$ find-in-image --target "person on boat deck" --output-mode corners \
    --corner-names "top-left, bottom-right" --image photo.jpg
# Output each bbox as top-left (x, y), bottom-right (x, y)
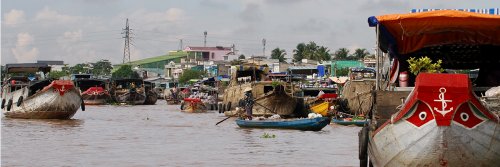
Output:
top-left (171, 86), bottom-right (178, 100)
top-left (243, 87), bottom-right (254, 120)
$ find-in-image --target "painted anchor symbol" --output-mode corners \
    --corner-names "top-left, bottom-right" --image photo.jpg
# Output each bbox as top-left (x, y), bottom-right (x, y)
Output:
top-left (433, 87), bottom-right (453, 116)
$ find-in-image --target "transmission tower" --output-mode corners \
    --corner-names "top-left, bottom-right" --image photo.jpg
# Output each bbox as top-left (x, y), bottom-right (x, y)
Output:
top-left (262, 38), bottom-right (266, 58)
top-left (122, 18), bottom-right (131, 64)
top-left (204, 31), bottom-right (207, 47)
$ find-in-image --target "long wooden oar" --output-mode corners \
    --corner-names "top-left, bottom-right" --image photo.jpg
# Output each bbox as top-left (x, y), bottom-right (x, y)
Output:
top-left (215, 116), bottom-right (232, 125)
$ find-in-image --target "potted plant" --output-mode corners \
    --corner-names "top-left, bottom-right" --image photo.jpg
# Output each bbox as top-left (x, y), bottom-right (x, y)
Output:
top-left (407, 56), bottom-right (444, 75)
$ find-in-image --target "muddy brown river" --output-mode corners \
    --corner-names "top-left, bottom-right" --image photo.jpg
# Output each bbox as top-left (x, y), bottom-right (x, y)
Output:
top-left (2, 100), bottom-right (360, 166)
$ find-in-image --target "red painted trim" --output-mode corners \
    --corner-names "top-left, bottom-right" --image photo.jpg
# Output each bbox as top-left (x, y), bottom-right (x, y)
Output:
top-left (42, 80), bottom-right (75, 96)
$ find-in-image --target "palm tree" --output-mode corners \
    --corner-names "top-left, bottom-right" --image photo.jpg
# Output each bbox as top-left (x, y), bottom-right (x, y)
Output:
top-left (304, 41), bottom-right (318, 60)
top-left (270, 47), bottom-right (287, 62)
top-left (316, 46), bottom-right (331, 61)
top-left (353, 48), bottom-right (370, 60)
top-left (293, 43), bottom-right (306, 62)
top-left (334, 48), bottom-right (350, 60)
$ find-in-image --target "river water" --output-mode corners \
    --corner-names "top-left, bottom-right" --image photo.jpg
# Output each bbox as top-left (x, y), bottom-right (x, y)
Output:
top-left (2, 100), bottom-right (360, 166)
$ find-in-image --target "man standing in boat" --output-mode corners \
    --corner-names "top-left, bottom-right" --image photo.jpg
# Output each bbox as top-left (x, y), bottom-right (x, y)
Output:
top-left (243, 87), bottom-right (254, 120)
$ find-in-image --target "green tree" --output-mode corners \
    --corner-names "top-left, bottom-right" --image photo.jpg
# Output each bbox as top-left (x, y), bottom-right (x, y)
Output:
top-left (69, 63), bottom-right (89, 74)
top-left (336, 67), bottom-right (350, 76)
top-left (303, 41), bottom-right (318, 61)
top-left (333, 48), bottom-right (350, 60)
top-left (238, 54), bottom-right (246, 59)
top-left (48, 71), bottom-right (69, 79)
top-left (293, 42), bottom-right (331, 62)
top-left (316, 46), bottom-right (331, 61)
top-left (112, 65), bottom-right (140, 79)
top-left (270, 47), bottom-right (287, 62)
top-left (178, 69), bottom-right (205, 84)
top-left (293, 43), bottom-right (306, 62)
top-left (352, 48), bottom-right (370, 60)
top-left (91, 59), bottom-right (112, 77)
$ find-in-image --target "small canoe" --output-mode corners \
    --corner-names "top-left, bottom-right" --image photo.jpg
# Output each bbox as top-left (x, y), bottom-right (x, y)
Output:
top-left (181, 98), bottom-right (207, 113)
top-left (331, 118), bottom-right (367, 126)
top-left (235, 117), bottom-right (331, 131)
top-left (310, 102), bottom-right (329, 116)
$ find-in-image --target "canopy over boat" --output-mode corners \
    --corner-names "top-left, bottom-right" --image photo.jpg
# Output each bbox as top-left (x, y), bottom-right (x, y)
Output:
top-left (368, 10), bottom-right (500, 69)
top-left (5, 63), bottom-right (51, 73)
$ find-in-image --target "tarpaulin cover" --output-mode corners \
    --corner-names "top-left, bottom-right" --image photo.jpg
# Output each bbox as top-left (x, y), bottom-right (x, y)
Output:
top-left (368, 10), bottom-right (500, 55)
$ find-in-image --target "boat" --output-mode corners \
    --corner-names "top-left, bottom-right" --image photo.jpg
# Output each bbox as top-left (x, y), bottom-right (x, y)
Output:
top-left (359, 10), bottom-right (500, 166)
top-left (72, 74), bottom-right (111, 105)
top-left (309, 93), bottom-right (338, 116)
top-left (110, 78), bottom-right (146, 105)
top-left (331, 118), bottom-right (367, 126)
top-left (181, 98), bottom-right (207, 113)
top-left (235, 117), bottom-right (331, 131)
top-left (1, 63), bottom-right (83, 119)
top-left (221, 64), bottom-right (298, 116)
top-left (143, 81), bottom-right (158, 105)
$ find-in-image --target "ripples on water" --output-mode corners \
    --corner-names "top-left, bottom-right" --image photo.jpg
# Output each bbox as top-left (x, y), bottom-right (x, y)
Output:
top-left (2, 100), bottom-right (360, 166)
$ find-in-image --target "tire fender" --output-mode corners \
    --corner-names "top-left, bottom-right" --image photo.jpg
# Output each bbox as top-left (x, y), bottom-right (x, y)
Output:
top-left (81, 98), bottom-right (86, 111)
top-left (16, 96), bottom-right (24, 107)
top-left (180, 102), bottom-right (185, 110)
top-left (6, 99), bottom-right (13, 111)
top-left (359, 126), bottom-right (369, 164)
top-left (1, 99), bottom-right (5, 109)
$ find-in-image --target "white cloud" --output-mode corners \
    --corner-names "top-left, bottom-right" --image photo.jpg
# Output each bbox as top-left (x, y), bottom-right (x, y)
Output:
top-left (63, 30), bottom-right (83, 42)
top-left (56, 30), bottom-right (99, 64)
top-left (11, 33), bottom-right (39, 63)
top-left (127, 8), bottom-right (186, 26)
top-left (165, 8), bottom-right (185, 22)
top-left (35, 7), bottom-right (80, 24)
top-left (4, 9), bottom-right (26, 26)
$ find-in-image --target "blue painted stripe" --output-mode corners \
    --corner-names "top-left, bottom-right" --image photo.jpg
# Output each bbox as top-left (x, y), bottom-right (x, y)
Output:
top-left (410, 8), bottom-right (499, 15)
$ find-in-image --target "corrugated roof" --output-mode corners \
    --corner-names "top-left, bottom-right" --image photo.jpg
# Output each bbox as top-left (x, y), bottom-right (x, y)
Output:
top-left (288, 66), bottom-right (317, 70)
top-left (185, 46), bottom-right (231, 51)
top-left (37, 60), bottom-right (64, 65)
top-left (116, 51), bottom-right (188, 66)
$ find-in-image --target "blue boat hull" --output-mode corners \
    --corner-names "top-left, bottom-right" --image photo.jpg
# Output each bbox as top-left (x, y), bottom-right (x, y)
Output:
top-left (235, 117), bottom-right (331, 131)
top-left (331, 118), bottom-right (367, 126)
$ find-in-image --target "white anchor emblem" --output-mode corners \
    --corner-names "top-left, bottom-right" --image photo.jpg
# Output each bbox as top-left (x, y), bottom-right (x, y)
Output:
top-left (433, 87), bottom-right (453, 116)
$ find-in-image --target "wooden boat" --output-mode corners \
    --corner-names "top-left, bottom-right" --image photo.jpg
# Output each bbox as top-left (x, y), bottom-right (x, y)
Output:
top-left (181, 98), bottom-right (207, 113)
top-left (72, 74), bottom-right (110, 105)
top-left (331, 118), bottom-right (367, 126)
top-left (311, 102), bottom-right (329, 116)
top-left (235, 117), bottom-right (331, 131)
top-left (309, 93), bottom-right (338, 116)
top-left (143, 81), bottom-right (158, 105)
top-left (221, 64), bottom-right (298, 116)
top-left (110, 79), bottom-right (146, 105)
top-left (360, 11), bottom-right (500, 166)
top-left (1, 63), bottom-right (82, 119)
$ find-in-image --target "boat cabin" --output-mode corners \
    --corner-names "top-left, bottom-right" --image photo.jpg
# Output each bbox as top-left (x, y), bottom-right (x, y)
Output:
top-left (348, 67), bottom-right (375, 81)
top-left (2, 63), bottom-right (52, 96)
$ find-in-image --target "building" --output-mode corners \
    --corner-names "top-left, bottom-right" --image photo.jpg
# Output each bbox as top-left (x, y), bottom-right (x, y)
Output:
top-left (37, 60), bottom-right (65, 71)
top-left (184, 46), bottom-right (235, 61)
top-left (363, 58), bottom-right (376, 68)
top-left (113, 51), bottom-right (188, 78)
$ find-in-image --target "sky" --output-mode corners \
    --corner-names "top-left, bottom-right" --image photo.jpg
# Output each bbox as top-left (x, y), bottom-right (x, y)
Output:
top-left (2, 0), bottom-right (499, 65)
